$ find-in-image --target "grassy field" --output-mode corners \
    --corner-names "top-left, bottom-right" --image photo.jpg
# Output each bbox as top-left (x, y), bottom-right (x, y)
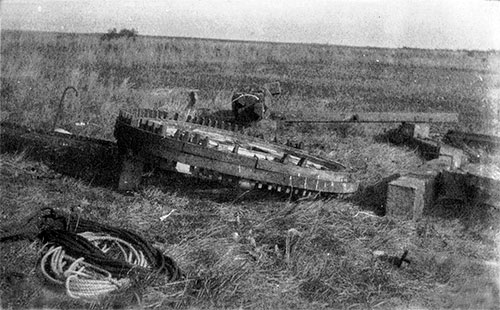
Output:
top-left (1, 30), bottom-right (500, 309)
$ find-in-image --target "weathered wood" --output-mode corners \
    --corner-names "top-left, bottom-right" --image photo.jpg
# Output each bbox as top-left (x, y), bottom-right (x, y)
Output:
top-left (385, 156), bottom-right (453, 220)
top-left (284, 112), bottom-right (459, 124)
top-left (436, 164), bottom-right (500, 208)
top-left (386, 172), bottom-right (438, 220)
top-left (118, 154), bottom-right (144, 191)
top-left (139, 142), bottom-right (357, 193)
top-left (446, 130), bottom-right (500, 150)
top-left (438, 145), bottom-right (467, 169)
top-left (435, 170), bottom-right (468, 205)
top-left (114, 109), bottom-right (358, 195)
top-left (388, 125), bottom-right (442, 160)
top-left (399, 123), bottom-right (430, 139)
top-left (154, 118), bottom-right (346, 171)
top-left (255, 158), bottom-right (350, 183)
top-left (1, 123), bottom-right (121, 186)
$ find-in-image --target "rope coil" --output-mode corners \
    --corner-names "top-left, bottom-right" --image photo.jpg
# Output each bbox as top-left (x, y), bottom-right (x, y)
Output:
top-left (1, 208), bottom-right (183, 302)
top-left (39, 244), bottom-right (131, 300)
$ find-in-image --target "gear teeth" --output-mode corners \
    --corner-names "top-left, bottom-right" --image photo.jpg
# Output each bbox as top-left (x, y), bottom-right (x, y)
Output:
top-left (173, 129), bottom-right (181, 140)
top-left (201, 137), bottom-right (209, 147)
top-left (120, 108), bottom-right (355, 199)
top-left (192, 133), bottom-right (201, 144)
top-left (285, 139), bottom-right (304, 149)
top-left (279, 153), bottom-right (289, 164)
top-left (297, 157), bottom-right (307, 167)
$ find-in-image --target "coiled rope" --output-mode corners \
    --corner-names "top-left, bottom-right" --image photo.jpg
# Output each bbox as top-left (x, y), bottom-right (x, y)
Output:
top-left (39, 244), bottom-right (131, 300)
top-left (1, 208), bottom-right (183, 302)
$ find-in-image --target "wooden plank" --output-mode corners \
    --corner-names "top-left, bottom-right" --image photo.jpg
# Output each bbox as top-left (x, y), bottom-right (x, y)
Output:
top-left (445, 130), bottom-right (500, 150)
top-left (182, 142), bottom-right (257, 168)
top-left (255, 158), bottom-right (350, 182)
top-left (117, 123), bottom-right (259, 168)
top-left (153, 118), bottom-right (346, 170)
top-left (285, 112), bottom-right (459, 123)
top-left (140, 142), bottom-right (356, 193)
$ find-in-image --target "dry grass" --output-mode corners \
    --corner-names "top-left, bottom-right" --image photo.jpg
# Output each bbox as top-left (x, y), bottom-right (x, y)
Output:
top-left (1, 30), bottom-right (500, 309)
top-left (2, 30), bottom-right (500, 139)
top-left (1, 152), bottom-right (499, 309)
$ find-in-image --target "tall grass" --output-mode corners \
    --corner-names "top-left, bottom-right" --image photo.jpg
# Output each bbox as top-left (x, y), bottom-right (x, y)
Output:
top-left (2, 30), bottom-right (499, 139)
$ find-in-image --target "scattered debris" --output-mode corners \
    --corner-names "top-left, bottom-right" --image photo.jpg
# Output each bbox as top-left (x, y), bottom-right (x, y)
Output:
top-left (386, 127), bottom-right (500, 220)
top-left (53, 128), bottom-right (72, 135)
top-left (373, 250), bottom-right (411, 268)
top-left (160, 209), bottom-right (177, 221)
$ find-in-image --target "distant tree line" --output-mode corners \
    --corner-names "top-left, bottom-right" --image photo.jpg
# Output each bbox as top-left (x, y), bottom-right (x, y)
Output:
top-left (101, 28), bottom-right (138, 41)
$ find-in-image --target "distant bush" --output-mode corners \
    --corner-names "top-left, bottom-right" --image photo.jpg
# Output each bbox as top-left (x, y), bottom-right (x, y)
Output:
top-left (101, 28), bottom-right (138, 41)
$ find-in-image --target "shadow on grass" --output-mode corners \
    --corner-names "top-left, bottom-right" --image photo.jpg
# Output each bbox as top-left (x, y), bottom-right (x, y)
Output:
top-left (0, 122), bottom-right (122, 187)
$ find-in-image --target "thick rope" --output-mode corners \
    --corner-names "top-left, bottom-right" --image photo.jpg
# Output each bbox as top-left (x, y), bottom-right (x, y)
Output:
top-left (2, 208), bottom-right (183, 301)
top-left (39, 245), bottom-right (131, 300)
top-left (78, 232), bottom-right (149, 268)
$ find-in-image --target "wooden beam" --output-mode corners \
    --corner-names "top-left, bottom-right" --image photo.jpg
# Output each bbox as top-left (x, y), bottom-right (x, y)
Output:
top-left (284, 112), bottom-right (458, 123)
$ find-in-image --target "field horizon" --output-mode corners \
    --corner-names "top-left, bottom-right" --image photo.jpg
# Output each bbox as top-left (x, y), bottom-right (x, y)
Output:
top-left (1, 29), bottom-right (499, 309)
top-left (6, 28), bottom-right (500, 53)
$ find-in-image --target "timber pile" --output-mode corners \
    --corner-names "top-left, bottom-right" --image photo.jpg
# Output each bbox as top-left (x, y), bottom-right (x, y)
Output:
top-left (385, 124), bottom-right (500, 220)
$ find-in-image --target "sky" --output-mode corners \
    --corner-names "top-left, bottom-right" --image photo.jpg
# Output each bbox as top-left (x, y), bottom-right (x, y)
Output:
top-left (1, 0), bottom-right (500, 51)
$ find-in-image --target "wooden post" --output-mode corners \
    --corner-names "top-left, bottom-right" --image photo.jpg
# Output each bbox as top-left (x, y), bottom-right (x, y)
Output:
top-left (386, 171), bottom-right (438, 220)
top-left (118, 153), bottom-right (144, 191)
top-left (386, 157), bottom-right (450, 220)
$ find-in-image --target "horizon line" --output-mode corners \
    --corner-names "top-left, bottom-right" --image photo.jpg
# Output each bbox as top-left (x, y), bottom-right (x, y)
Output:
top-left (3, 28), bottom-right (499, 54)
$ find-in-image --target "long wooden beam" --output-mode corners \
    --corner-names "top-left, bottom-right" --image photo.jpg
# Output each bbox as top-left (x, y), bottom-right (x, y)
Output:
top-left (445, 130), bottom-right (500, 149)
top-left (283, 112), bottom-right (458, 123)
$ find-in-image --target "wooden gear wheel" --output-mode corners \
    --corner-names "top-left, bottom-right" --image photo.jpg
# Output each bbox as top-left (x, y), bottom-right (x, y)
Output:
top-left (114, 108), bottom-right (358, 197)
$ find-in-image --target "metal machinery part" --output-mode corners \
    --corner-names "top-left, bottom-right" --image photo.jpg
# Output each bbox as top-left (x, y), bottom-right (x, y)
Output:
top-left (114, 108), bottom-right (358, 197)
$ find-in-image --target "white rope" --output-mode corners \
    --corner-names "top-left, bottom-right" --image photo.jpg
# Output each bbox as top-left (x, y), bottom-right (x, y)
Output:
top-left (66, 275), bottom-right (130, 300)
top-left (38, 230), bottom-right (152, 301)
top-left (39, 245), bottom-right (129, 300)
